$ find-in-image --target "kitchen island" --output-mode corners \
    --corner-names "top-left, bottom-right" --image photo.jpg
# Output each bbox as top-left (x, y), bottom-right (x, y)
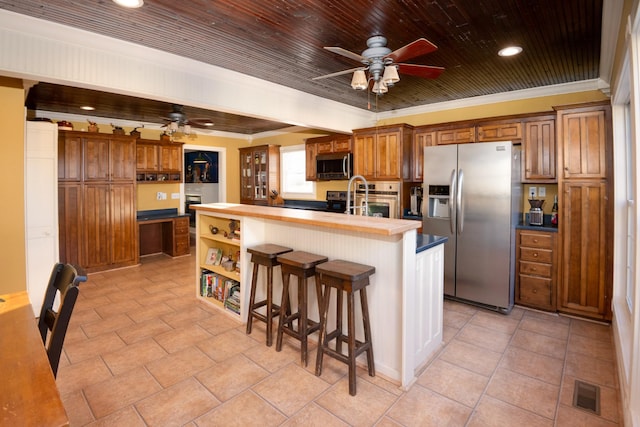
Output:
top-left (192, 203), bottom-right (446, 389)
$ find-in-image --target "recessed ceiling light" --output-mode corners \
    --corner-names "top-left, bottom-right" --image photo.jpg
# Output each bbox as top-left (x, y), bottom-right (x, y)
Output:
top-left (112, 0), bottom-right (144, 8)
top-left (204, 122), bottom-right (214, 127)
top-left (498, 46), bottom-right (523, 57)
top-left (80, 105), bottom-right (95, 111)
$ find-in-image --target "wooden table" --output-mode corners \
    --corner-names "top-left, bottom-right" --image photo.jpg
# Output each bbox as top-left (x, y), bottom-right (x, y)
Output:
top-left (0, 291), bottom-right (69, 427)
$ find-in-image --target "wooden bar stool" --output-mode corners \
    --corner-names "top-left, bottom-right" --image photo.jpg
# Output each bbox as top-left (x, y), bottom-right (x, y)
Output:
top-left (275, 251), bottom-right (328, 366)
top-left (315, 259), bottom-right (375, 396)
top-left (246, 244), bottom-right (293, 346)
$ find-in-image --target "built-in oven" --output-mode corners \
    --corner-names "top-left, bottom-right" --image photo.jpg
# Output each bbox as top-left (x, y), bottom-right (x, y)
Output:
top-left (355, 181), bottom-right (401, 218)
top-left (185, 194), bottom-right (202, 227)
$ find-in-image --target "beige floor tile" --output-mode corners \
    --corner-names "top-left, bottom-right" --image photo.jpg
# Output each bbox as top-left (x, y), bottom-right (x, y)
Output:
top-left (375, 416), bottom-right (404, 427)
top-left (81, 313), bottom-right (135, 338)
top-left (568, 333), bottom-right (615, 362)
top-left (59, 389), bottom-right (95, 426)
top-left (281, 402), bottom-right (350, 427)
top-left (93, 299), bottom-right (143, 318)
top-left (555, 403), bottom-right (620, 426)
top-left (243, 335), bottom-right (303, 372)
top-left (197, 328), bottom-right (260, 362)
top-left (253, 363), bottom-right (330, 416)
top-left (63, 332), bottom-right (126, 364)
top-left (160, 304), bottom-right (214, 328)
top-left (417, 358), bottom-right (489, 407)
top-left (195, 390), bottom-right (287, 426)
top-left (355, 365), bottom-right (404, 397)
top-left (438, 339), bottom-right (503, 377)
top-left (84, 367), bottom-right (162, 419)
top-left (560, 374), bottom-right (621, 424)
top-left (154, 323), bottom-right (212, 353)
top-left (444, 299), bottom-right (479, 315)
top-left (85, 405), bottom-right (147, 427)
top-left (125, 301), bottom-right (175, 323)
top-left (500, 346), bottom-right (564, 385)
top-left (64, 323), bottom-right (88, 344)
top-left (456, 323), bottom-right (513, 352)
top-left (197, 311), bottom-right (244, 335)
top-left (102, 338), bottom-right (168, 375)
top-left (510, 328), bottom-right (567, 360)
top-left (485, 367), bottom-right (559, 419)
top-left (470, 310), bottom-right (521, 335)
top-left (315, 377), bottom-right (398, 426)
top-left (386, 385), bottom-right (471, 426)
top-left (519, 315), bottom-right (570, 340)
top-left (147, 345), bottom-right (217, 388)
top-left (69, 307), bottom-right (102, 327)
top-left (467, 395), bottom-right (553, 427)
top-left (56, 356), bottom-right (113, 395)
top-left (303, 348), bottom-right (347, 385)
top-left (135, 377), bottom-right (220, 426)
top-left (442, 324), bottom-right (460, 343)
top-left (196, 354), bottom-right (270, 402)
top-left (115, 317), bottom-right (173, 344)
top-left (564, 351), bottom-right (618, 389)
top-left (570, 319), bottom-right (613, 343)
top-left (106, 287), bottom-right (150, 303)
top-left (443, 309), bottom-right (473, 329)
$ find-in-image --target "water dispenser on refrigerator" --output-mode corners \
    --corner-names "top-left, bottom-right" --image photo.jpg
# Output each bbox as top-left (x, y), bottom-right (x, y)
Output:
top-left (427, 185), bottom-right (451, 219)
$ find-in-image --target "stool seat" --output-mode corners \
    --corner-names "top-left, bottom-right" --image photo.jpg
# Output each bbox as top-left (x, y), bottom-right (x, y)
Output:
top-left (275, 251), bottom-right (328, 366)
top-left (315, 259), bottom-right (375, 396)
top-left (246, 244), bottom-right (293, 346)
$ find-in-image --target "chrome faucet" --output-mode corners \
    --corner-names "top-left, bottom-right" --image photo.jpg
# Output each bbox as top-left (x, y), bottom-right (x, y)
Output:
top-left (346, 174), bottom-right (368, 215)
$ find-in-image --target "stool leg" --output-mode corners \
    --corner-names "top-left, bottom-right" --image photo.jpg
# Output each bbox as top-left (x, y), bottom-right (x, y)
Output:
top-left (275, 270), bottom-right (291, 352)
top-left (266, 265), bottom-right (274, 346)
top-left (360, 287), bottom-right (375, 377)
top-left (299, 276), bottom-right (308, 366)
top-left (335, 287), bottom-right (343, 355)
top-left (347, 290), bottom-right (357, 396)
top-left (315, 281), bottom-right (330, 377)
top-left (246, 262), bottom-right (260, 335)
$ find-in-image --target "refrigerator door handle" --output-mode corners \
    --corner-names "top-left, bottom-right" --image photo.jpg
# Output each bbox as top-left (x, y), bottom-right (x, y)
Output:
top-left (449, 169), bottom-right (456, 234)
top-left (457, 169), bottom-right (464, 235)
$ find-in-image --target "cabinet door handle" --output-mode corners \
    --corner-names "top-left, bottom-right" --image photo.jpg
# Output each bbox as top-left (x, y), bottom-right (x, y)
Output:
top-left (531, 267), bottom-right (537, 271)
top-left (533, 252), bottom-right (538, 257)
top-left (533, 239), bottom-right (538, 243)
top-left (532, 289), bottom-right (538, 293)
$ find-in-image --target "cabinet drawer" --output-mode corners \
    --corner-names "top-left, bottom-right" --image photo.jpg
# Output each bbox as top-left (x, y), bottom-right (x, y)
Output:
top-left (519, 260), bottom-right (552, 278)
top-left (520, 247), bottom-right (552, 263)
top-left (519, 232), bottom-right (553, 249)
top-left (518, 275), bottom-right (553, 307)
top-left (174, 217), bottom-right (190, 232)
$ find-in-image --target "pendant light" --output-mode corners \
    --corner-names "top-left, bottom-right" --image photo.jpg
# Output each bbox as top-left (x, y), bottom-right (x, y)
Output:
top-left (350, 70), bottom-right (368, 90)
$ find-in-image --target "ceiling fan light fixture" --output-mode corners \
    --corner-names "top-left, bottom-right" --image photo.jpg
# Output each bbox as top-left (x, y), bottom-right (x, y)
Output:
top-left (112, 0), bottom-right (144, 8)
top-left (183, 124), bottom-right (191, 135)
top-left (372, 81), bottom-right (388, 95)
top-left (382, 65), bottom-right (400, 86)
top-left (350, 70), bottom-right (368, 90)
top-left (498, 46), bottom-right (523, 57)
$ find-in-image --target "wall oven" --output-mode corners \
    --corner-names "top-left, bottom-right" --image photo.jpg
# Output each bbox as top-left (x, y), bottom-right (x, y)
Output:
top-left (355, 181), bottom-right (401, 218)
top-left (185, 194), bottom-right (202, 227)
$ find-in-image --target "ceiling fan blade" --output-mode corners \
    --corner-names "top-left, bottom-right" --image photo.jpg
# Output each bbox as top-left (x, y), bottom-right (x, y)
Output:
top-left (396, 63), bottom-right (445, 79)
top-left (386, 38), bottom-right (438, 63)
top-left (312, 66), bottom-right (367, 81)
top-left (324, 46), bottom-right (365, 63)
top-left (187, 118), bottom-right (215, 127)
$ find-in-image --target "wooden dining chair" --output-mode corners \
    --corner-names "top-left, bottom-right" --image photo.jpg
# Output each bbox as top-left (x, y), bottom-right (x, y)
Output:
top-left (37, 263), bottom-right (86, 377)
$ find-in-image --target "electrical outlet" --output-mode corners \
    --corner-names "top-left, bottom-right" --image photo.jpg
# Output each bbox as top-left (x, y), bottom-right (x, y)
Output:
top-left (529, 187), bottom-right (536, 198)
top-left (156, 192), bottom-right (163, 201)
top-left (161, 192), bottom-right (167, 200)
top-left (171, 193), bottom-right (180, 200)
top-left (538, 186), bottom-right (546, 197)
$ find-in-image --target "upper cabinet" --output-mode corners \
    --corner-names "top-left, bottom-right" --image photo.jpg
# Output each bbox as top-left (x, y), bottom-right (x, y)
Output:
top-left (522, 116), bottom-right (556, 182)
top-left (305, 134), bottom-right (352, 181)
top-left (477, 120), bottom-right (522, 142)
top-left (412, 128), bottom-right (436, 182)
top-left (352, 124), bottom-right (413, 180)
top-left (239, 144), bottom-right (280, 205)
top-left (136, 139), bottom-right (183, 183)
top-left (559, 106), bottom-right (608, 180)
top-left (435, 126), bottom-right (475, 145)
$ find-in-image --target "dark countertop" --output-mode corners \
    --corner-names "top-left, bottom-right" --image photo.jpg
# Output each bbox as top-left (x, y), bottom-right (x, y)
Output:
top-left (417, 234), bottom-right (448, 254)
top-left (516, 223), bottom-right (558, 232)
top-left (137, 208), bottom-right (190, 221)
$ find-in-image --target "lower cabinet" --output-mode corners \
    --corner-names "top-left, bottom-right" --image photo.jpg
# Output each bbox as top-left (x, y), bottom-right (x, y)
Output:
top-left (515, 229), bottom-right (557, 311)
top-left (165, 217), bottom-right (190, 257)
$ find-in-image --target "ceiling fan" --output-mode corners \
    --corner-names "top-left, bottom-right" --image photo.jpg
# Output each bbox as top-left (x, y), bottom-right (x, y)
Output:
top-left (161, 104), bottom-right (214, 134)
top-left (313, 35), bottom-right (444, 94)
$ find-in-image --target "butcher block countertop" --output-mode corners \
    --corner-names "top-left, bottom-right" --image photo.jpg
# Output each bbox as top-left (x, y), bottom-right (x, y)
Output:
top-left (192, 203), bottom-right (420, 236)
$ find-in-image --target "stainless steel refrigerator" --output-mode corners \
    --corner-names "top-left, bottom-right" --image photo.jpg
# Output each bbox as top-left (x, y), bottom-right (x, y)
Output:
top-left (422, 141), bottom-right (521, 313)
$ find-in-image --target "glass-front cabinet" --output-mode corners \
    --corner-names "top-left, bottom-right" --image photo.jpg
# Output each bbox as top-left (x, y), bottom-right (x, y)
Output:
top-left (239, 145), bottom-right (280, 205)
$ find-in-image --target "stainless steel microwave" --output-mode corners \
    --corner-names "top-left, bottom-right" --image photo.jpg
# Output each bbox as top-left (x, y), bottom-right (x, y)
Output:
top-left (316, 153), bottom-right (352, 180)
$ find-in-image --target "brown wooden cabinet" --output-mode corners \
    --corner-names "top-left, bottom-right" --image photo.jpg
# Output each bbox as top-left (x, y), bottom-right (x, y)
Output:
top-left (167, 216), bottom-right (190, 257)
top-left (305, 140), bottom-right (317, 181)
top-left (58, 131), bottom-right (138, 273)
top-left (412, 128), bottom-right (436, 182)
top-left (556, 102), bottom-right (612, 321)
top-left (136, 139), bottom-right (183, 183)
top-left (305, 134), bottom-right (351, 181)
top-left (435, 126), bottom-right (475, 145)
top-left (522, 117), bottom-right (556, 182)
top-left (515, 229), bottom-right (557, 311)
top-left (477, 121), bottom-right (522, 142)
top-left (239, 145), bottom-right (280, 205)
top-left (352, 124), bottom-right (413, 180)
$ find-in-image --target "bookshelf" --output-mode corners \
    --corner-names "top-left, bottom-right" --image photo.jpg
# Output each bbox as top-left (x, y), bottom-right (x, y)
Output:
top-left (196, 214), bottom-right (242, 317)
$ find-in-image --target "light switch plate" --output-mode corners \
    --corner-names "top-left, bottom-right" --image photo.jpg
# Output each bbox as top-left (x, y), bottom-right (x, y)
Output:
top-left (171, 193), bottom-right (180, 199)
top-left (538, 186), bottom-right (546, 197)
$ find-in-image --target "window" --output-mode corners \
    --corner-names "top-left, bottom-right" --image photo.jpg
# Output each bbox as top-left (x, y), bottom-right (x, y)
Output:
top-left (280, 144), bottom-right (315, 199)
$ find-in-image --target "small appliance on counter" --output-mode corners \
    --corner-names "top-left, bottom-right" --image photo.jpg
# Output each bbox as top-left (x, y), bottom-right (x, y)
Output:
top-left (410, 185), bottom-right (423, 216)
top-left (528, 199), bottom-right (544, 225)
top-left (326, 190), bottom-right (348, 213)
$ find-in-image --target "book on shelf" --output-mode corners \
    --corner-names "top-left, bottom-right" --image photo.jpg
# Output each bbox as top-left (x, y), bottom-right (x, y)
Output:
top-left (224, 281), bottom-right (241, 314)
top-left (205, 247), bottom-right (223, 266)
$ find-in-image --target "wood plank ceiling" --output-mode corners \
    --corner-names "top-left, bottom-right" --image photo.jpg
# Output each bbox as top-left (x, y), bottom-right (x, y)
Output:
top-left (2, 0), bottom-right (604, 134)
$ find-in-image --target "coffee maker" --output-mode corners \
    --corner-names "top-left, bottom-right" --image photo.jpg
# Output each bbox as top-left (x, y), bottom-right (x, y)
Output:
top-left (410, 186), bottom-right (423, 216)
top-left (528, 199), bottom-right (544, 225)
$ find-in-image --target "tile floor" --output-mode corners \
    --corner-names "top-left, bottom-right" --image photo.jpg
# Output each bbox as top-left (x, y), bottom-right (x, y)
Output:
top-left (57, 250), bottom-right (623, 426)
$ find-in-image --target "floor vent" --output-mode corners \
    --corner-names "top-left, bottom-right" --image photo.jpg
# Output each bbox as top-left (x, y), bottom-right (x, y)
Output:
top-left (573, 380), bottom-right (601, 415)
